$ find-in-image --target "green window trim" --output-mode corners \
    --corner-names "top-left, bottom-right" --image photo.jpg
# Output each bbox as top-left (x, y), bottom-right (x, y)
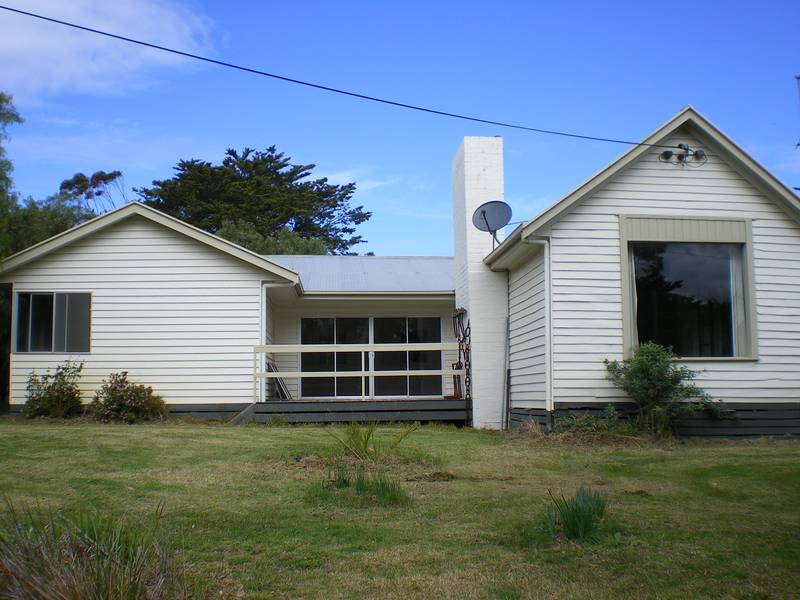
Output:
top-left (619, 215), bottom-right (758, 360)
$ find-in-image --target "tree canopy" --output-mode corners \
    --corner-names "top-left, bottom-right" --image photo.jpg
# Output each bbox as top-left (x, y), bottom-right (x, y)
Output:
top-left (3, 195), bottom-right (95, 258)
top-left (0, 92), bottom-right (22, 192)
top-left (0, 94), bottom-right (96, 260)
top-left (0, 92), bottom-right (23, 258)
top-left (135, 147), bottom-right (370, 254)
top-left (59, 170), bottom-right (125, 213)
top-left (215, 220), bottom-right (327, 255)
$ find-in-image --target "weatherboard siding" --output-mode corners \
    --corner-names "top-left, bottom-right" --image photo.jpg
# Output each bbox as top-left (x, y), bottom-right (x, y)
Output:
top-left (6, 216), bottom-right (267, 406)
top-left (507, 248), bottom-right (547, 409)
top-left (544, 127), bottom-right (800, 405)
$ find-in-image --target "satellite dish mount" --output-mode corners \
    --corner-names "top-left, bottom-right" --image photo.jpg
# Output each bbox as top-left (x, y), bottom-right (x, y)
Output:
top-left (472, 200), bottom-right (512, 250)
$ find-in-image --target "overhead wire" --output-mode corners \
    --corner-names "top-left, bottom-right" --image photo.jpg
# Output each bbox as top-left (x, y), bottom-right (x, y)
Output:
top-left (0, 4), bottom-right (686, 151)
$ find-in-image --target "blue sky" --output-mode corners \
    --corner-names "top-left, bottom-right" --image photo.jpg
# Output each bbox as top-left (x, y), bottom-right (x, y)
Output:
top-left (2, 0), bottom-right (798, 255)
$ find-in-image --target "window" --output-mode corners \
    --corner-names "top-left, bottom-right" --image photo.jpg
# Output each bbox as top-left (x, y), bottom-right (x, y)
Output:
top-left (621, 216), bottom-right (755, 359)
top-left (299, 316), bottom-right (443, 398)
top-left (631, 242), bottom-right (746, 357)
top-left (300, 317), bottom-right (369, 397)
top-left (16, 293), bottom-right (91, 353)
top-left (373, 317), bottom-right (409, 396)
top-left (407, 317), bottom-right (442, 396)
top-left (374, 317), bottom-right (441, 397)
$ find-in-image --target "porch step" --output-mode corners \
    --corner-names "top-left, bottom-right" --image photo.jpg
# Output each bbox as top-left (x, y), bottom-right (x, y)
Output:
top-left (253, 399), bottom-right (469, 423)
top-left (229, 403), bottom-right (257, 425)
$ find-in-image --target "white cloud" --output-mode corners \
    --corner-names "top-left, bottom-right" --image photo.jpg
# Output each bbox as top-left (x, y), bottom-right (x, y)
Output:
top-left (9, 126), bottom-right (204, 171)
top-left (320, 168), bottom-right (403, 193)
top-left (0, 0), bottom-right (212, 101)
top-left (6, 120), bottom-right (220, 203)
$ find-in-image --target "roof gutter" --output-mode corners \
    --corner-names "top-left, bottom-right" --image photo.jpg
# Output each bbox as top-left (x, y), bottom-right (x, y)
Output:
top-left (483, 225), bottom-right (524, 270)
top-left (295, 290), bottom-right (455, 301)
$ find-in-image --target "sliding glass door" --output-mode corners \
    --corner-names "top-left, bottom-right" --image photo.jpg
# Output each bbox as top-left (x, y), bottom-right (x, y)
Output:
top-left (300, 316), bottom-right (442, 399)
top-left (373, 317), bottom-right (442, 397)
top-left (300, 317), bottom-right (369, 397)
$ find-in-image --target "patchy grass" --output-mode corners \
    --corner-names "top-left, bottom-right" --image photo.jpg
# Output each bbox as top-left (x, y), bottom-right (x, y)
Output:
top-left (0, 418), bottom-right (798, 599)
top-left (307, 465), bottom-right (411, 507)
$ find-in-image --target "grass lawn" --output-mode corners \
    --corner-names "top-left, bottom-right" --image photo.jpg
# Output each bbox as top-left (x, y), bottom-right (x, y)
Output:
top-left (0, 419), bottom-right (798, 599)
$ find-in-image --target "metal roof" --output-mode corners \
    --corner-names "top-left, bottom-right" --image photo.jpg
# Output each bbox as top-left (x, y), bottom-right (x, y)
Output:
top-left (264, 255), bottom-right (454, 293)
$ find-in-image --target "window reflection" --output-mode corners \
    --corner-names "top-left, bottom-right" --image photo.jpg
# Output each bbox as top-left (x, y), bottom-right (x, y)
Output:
top-left (631, 242), bottom-right (743, 357)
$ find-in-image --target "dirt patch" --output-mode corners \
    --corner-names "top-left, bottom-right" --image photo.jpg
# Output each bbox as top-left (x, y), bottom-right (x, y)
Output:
top-left (459, 472), bottom-right (516, 482)
top-left (405, 470), bottom-right (457, 482)
top-left (621, 488), bottom-right (653, 497)
top-left (183, 559), bottom-right (246, 599)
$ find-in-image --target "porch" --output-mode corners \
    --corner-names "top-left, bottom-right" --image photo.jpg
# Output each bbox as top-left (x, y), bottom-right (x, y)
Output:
top-left (252, 339), bottom-right (469, 423)
top-left (251, 399), bottom-right (470, 423)
top-left (252, 276), bottom-right (468, 423)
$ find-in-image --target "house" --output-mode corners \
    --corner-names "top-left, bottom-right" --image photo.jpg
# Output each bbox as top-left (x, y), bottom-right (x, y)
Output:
top-left (470, 107), bottom-right (800, 434)
top-left (0, 204), bottom-right (464, 422)
top-left (1, 106), bottom-right (799, 433)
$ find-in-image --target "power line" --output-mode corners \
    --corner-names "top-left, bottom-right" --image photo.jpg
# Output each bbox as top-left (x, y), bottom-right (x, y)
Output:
top-left (0, 4), bottom-right (680, 150)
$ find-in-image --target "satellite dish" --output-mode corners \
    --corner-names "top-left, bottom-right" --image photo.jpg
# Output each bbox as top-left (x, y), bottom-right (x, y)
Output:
top-left (472, 200), bottom-right (512, 248)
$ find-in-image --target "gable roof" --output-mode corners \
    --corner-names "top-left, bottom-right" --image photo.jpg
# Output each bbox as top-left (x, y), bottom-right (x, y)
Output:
top-left (0, 202), bottom-right (300, 283)
top-left (265, 255), bottom-right (454, 293)
top-left (485, 106), bottom-right (800, 268)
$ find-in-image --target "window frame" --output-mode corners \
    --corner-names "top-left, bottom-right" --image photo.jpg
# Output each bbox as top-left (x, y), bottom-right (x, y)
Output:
top-left (13, 290), bottom-right (93, 354)
top-left (297, 315), bottom-right (445, 399)
top-left (619, 215), bottom-right (758, 361)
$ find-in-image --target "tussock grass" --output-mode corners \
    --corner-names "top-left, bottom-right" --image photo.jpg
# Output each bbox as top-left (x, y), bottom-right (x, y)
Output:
top-left (326, 422), bottom-right (418, 462)
top-left (544, 487), bottom-right (609, 542)
top-left (0, 500), bottom-right (184, 599)
top-left (308, 464), bottom-right (411, 506)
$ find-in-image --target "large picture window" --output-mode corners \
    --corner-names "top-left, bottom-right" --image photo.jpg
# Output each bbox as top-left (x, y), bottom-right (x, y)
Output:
top-left (16, 292), bottom-right (91, 353)
top-left (630, 242), bottom-right (747, 358)
top-left (299, 316), bottom-right (442, 398)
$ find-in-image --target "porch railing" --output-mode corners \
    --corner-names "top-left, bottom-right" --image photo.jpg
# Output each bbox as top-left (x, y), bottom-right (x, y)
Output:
top-left (253, 343), bottom-right (464, 403)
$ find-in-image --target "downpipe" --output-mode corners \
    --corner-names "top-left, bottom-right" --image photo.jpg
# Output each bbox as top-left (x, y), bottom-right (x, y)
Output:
top-left (521, 237), bottom-right (554, 422)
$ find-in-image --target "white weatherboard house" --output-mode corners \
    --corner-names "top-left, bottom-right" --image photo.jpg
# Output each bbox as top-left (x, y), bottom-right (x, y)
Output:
top-left (2, 107), bottom-right (799, 434)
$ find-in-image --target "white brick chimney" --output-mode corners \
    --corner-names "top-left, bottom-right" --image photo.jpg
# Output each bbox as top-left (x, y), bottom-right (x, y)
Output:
top-left (452, 137), bottom-right (508, 429)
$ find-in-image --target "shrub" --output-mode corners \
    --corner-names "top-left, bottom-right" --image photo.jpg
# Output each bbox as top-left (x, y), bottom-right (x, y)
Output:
top-left (553, 405), bottom-right (628, 435)
top-left (604, 342), bottom-right (721, 436)
top-left (0, 501), bottom-right (185, 599)
top-left (544, 486), bottom-right (609, 542)
top-left (23, 361), bottom-right (83, 418)
top-left (327, 422), bottom-right (417, 462)
top-left (87, 371), bottom-right (167, 423)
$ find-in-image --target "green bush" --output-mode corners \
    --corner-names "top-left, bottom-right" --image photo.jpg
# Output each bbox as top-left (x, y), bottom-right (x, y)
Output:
top-left (0, 501), bottom-right (185, 599)
top-left (604, 342), bottom-right (721, 436)
top-left (544, 486), bottom-right (609, 542)
top-left (23, 361), bottom-right (83, 418)
top-left (87, 371), bottom-right (167, 423)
